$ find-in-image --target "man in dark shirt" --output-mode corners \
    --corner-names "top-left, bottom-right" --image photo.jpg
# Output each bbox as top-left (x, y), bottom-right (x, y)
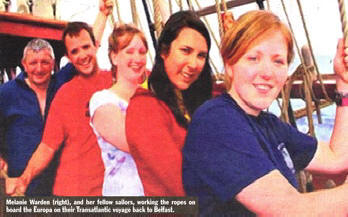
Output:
top-left (0, 39), bottom-right (76, 195)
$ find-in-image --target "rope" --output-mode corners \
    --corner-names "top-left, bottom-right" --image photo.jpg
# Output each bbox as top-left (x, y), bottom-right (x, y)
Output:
top-left (178, 0), bottom-right (183, 11)
top-left (296, 0), bottom-right (331, 101)
top-left (192, 0), bottom-right (220, 50)
top-left (114, 0), bottom-right (122, 23)
top-left (279, 0), bottom-right (305, 122)
top-left (136, 7), bottom-right (154, 65)
top-left (265, 0), bottom-right (270, 10)
top-left (280, 0), bottom-right (329, 193)
top-left (215, 0), bottom-right (224, 38)
top-left (221, 0), bottom-right (227, 12)
top-left (130, 0), bottom-right (138, 27)
top-left (190, 0), bottom-right (221, 76)
top-left (169, 0), bottom-right (173, 15)
top-left (280, 0), bottom-right (321, 134)
top-left (152, 0), bottom-right (162, 37)
top-left (338, 0), bottom-right (348, 46)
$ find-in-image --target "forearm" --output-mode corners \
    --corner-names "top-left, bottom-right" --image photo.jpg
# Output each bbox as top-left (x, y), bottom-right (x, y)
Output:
top-left (329, 103), bottom-right (348, 156)
top-left (21, 142), bottom-right (55, 185)
top-left (302, 183), bottom-right (348, 216)
top-left (237, 170), bottom-right (348, 216)
top-left (93, 12), bottom-right (108, 47)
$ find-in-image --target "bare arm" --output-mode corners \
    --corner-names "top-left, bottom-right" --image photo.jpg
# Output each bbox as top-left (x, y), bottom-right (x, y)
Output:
top-left (236, 170), bottom-right (348, 216)
top-left (5, 142), bottom-right (55, 196)
top-left (91, 104), bottom-right (129, 152)
top-left (306, 39), bottom-right (348, 174)
top-left (93, 0), bottom-right (114, 47)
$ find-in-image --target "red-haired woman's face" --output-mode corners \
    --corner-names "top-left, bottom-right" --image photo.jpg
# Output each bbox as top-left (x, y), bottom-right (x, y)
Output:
top-left (227, 30), bottom-right (289, 116)
top-left (111, 35), bottom-right (147, 83)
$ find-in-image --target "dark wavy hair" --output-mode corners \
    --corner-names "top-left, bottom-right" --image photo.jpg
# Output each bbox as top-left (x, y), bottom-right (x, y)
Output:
top-left (148, 10), bottom-right (213, 128)
top-left (62, 21), bottom-right (96, 54)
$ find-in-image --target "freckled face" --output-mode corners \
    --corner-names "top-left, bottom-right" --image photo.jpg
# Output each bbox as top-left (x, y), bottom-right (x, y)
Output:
top-left (227, 30), bottom-right (289, 116)
top-left (161, 27), bottom-right (208, 90)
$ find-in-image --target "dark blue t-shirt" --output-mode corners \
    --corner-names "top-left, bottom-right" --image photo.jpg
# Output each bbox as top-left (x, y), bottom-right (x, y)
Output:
top-left (0, 63), bottom-right (76, 196)
top-left (183, 93), bottom-right (317, 216)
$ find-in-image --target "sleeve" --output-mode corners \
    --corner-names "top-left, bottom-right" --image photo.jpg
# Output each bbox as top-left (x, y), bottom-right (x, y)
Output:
top-left (41, 90), bottom-right (66, 151)
top-left (126, 94), bottom-right (185, 196)
top-left (270, 116), bottom-right (317, 171)
top-left (89, 90), bottom-right (106, 120)
top-left (89, 90), bottom-right (127, 124)
top-left (183, 104), bottom-right (276, 202)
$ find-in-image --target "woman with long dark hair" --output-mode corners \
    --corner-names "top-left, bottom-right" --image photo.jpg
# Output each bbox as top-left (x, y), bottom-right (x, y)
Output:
top-left (126, 11), bottom-right (213, 196)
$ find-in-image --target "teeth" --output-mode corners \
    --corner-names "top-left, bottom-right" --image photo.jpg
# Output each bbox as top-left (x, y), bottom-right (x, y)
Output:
top-left (255, 84), bottom-right (271, 91)
top-left (182, 72), bottom-right (192, 78)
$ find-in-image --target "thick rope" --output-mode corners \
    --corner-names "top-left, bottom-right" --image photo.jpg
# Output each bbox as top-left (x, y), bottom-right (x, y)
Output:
top-left (174, 0), bottom-right (183, 11)
top-left (215, 0), bottom-right (224, 38)
top-left (221, 0), bottom-right (227, 12)
top-left (338, 0), bottom-right (348, 46)
top-left (130, 0), bottom-right (138, 26)
top-left (169, 0), bottom-right (173, 15)
top-left (152, 0), bottom-right (162, 37)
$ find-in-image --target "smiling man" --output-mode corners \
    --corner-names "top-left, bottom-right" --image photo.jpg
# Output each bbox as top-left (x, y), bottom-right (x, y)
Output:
top-left (0, 39), bottom-right (75, 196)
top-left (5, 0), bottom-right (114, 196)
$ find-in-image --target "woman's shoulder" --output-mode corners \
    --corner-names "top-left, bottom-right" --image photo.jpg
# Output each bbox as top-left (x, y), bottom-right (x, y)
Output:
top-left (90, 89), bottom-right (128, 115)
top-left (194, 93), bottom-right (241, 117)
top-left (130, 88), bottom-right (160, 104)
top-left (128, 87), bottom-right (171, 115)
top-left (132, 87), bottom-right (155, 97)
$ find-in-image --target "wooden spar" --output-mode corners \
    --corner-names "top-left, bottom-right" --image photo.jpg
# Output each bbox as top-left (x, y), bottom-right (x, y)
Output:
top-left (0, 12), bottom-right (66, 40)
top-left (197, 0), bottom-right (263, 16)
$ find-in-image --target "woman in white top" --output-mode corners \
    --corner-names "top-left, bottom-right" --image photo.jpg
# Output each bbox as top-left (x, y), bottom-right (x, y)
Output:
top-left (89, 24), bottom-right (148, 196)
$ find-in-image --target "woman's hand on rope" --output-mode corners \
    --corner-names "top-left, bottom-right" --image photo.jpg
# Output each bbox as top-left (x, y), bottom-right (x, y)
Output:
top-left (5, 177), bottom-right (26, 196)
top-left (222, 12), bottom-right (234, 33)
top-left (99, 0), bottom-right (114, 17)
top-left (334, 38), bottom-right (348, 91)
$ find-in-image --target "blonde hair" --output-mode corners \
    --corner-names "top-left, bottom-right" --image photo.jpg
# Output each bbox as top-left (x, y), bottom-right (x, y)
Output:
top-left (220, 10), bottom-right (294, 90)
top-left (108, 24), bottom-right (148, 80)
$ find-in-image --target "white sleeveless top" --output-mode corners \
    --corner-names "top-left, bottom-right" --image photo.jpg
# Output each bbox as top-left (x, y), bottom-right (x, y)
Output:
top-left (89, 89), bottom-right (144, 196)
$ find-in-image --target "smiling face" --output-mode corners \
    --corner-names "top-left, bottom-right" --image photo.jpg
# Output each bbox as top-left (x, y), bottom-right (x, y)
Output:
top-left (22, 48), bottom-right (54, 89)
top-left (227, 30), bottom-right (289, 116)
top-left (64, 29), bottom-right (98, 77)
top-left (161, 27), bottom-right (208, 90)
top-left (111, 35), bottom-right (147, 83)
